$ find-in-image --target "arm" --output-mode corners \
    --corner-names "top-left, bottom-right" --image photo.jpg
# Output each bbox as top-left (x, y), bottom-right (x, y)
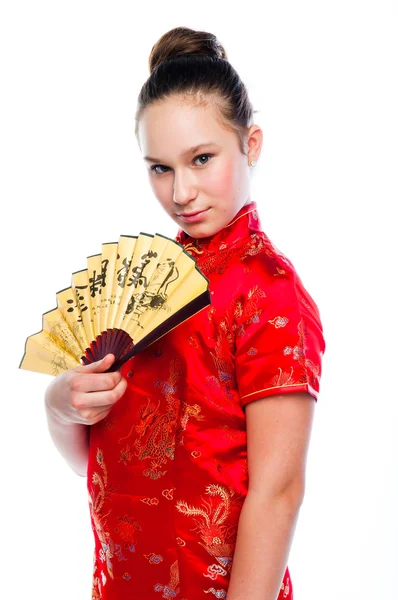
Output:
top-left (44, 390), bottom-right (90, 478)
top-left (42, 354), bottom-right (127, 478)
top-left (226, 392), bottom-right (315, 600)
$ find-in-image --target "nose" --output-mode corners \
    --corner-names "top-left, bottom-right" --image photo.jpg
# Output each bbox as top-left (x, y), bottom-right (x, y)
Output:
top-left (172, 169), bottom-right (198, 207)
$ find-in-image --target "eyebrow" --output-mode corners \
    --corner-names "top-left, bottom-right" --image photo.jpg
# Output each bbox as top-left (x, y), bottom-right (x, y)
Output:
top-left (143, 142), bottom-right (218, 163)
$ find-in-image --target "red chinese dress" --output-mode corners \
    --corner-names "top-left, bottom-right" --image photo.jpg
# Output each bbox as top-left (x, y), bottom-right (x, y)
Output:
top-left (87, 200), bottom-right (326, 599)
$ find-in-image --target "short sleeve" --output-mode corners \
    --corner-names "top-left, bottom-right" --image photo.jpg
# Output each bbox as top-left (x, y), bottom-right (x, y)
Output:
top-left (234, 270), bottom-right (326, 407)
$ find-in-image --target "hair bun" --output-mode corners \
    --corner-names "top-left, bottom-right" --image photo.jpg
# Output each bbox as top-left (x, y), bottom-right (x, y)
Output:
top-left (149, 26), bottom-right (227, 74)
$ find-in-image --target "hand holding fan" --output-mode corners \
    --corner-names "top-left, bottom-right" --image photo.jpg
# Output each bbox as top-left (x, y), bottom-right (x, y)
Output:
top-left (20, 232), bottom-right (211, 375)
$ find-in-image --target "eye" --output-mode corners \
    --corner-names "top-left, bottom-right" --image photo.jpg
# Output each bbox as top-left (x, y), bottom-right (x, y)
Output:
top-left (150, 153), bottom-right (213, 176)
top-left (193, 153), bottom-right (213, 166)
top-left (151, 164), bottom-right (169, 175)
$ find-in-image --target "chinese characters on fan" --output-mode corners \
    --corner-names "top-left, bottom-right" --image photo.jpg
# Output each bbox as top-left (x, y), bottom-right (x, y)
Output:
top-left (65, 251), bottom-right (180, 326)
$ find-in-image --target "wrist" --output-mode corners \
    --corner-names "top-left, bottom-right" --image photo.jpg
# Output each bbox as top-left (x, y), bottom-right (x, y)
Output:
top-left (44, 383), bottom-right (70, 425)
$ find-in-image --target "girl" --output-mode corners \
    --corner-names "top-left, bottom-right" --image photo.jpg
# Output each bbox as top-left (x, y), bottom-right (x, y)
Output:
top-left (45, 26), bottom-right (326, 600)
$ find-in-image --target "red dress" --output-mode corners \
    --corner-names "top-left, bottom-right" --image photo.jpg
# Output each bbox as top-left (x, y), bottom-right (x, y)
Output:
top-left (86, 200), bottom-right (326, 599)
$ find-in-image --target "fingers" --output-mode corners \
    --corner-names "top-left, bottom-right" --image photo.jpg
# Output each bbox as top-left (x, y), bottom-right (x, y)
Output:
top-left (71, 370), bottom-right (123, 394)
top-left (74, 375), bottom-right (128, 411)
top-left (75, 406), bottom-right (112, 425)
top-left (74, 353), bottom-right (115, 374)
top-left (71, 404), bottom-right (113, 426)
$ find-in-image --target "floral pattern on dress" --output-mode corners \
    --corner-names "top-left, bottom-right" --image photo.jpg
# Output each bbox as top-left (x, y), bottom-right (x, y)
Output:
top-left (176, 483), bottom-right (244, 586)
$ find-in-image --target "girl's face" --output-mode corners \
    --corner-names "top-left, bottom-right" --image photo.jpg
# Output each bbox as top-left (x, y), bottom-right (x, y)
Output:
top-left (138, 95), bottom-right (261, 238)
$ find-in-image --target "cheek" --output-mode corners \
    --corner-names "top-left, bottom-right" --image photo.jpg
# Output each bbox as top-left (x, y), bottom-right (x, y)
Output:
top-left (149, 173), bottom-right (167, 196)
top-left (148, 175), bottom-right (172, 209)
top-left (206, 162), bottom-right (235, 194)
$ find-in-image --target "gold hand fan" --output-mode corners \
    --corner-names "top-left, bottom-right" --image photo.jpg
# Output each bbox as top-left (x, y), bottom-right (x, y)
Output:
top-left (19, 232), bottom-right (211, 376)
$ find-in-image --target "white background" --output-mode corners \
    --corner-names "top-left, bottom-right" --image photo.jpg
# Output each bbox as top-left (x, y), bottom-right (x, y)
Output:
top-left (1, 1), bottom-right (397, 598)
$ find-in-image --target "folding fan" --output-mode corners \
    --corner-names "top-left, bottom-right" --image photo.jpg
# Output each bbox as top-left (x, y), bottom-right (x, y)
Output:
top-left (19, 232), bottom-right (211, 376)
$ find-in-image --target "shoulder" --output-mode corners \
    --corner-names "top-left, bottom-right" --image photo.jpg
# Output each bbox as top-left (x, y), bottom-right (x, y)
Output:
top-left (238, 232), bottom-right (297, 297)
top-left (236, 232), bottom-right (323, 326)
top-left (237, 230), bottom-right (296, 283)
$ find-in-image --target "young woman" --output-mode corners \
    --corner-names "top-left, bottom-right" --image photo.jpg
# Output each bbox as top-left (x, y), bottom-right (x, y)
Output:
top-left (45, 26), bottom-right (326, 600)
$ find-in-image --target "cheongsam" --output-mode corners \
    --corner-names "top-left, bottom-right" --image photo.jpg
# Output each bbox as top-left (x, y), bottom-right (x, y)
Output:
top-left (86, 200), bottom-right (326, 599)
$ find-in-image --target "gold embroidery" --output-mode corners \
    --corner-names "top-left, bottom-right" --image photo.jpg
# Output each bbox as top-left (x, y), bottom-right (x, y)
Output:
top-left (270, 366), bottom-right (296, 388)
top-left (88, 449), bottom-right (119, 595)
top-left (241, 381), bottom-right (317, 400)
top-left (101, 413), bottom-right (122, 432)
top-left (281, 575), bottom-right (291, 598)
top-left (194, 236), bottom-right (263, 275)
top-left (141, 497), bottom-right (160, 505)
top-left (186, 334), bottom-right (200, 348)
top-left (144, 552), bottom-right (163, 565)
top-left (114, 515), bottom-right (142, 551)
top-left (176, 536), bottom-right (186, 546)
top-left (176, 401), bottom-right (205, 446)
top-left (184, 242), bottom-right (204, 255)
top-left (205, 308), bottom-right (238, 407)
top-left (204, 587), bottom-right (227, 597)
top-left (233, 284), bottom-right (267, 326)
top-left (268, 315), bottom-right (289, 328)
top-left (118, 443), bottom-right (133, 465)
top-left (162, 488), bottom-right (176, 501)
top-left (132, 358), bottom-right (182, 479)
top-left (176, 484), bottom-right (243, 581)
top-left (224, 207), bottom-right (257, 229)
top-left (218, 424), bottom-right (245, 442)
top-left (154, 559), bottom-right (180, 597)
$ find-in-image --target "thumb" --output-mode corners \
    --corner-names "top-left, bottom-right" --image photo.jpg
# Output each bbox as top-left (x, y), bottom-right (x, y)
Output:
top-left (74, 353), bottom-right (116, 374)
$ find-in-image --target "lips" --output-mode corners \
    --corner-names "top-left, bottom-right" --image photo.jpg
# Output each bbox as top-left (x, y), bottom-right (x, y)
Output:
top-left (178, 209), bottom-right (206, 217)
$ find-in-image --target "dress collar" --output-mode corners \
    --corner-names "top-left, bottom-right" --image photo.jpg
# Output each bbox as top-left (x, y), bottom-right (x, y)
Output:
top-left (174, 200), bottom-right (262, 255)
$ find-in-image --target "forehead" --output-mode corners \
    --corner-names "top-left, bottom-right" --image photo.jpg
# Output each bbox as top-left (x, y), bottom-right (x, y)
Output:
top-left (138, 96), bottom-right (235, 159)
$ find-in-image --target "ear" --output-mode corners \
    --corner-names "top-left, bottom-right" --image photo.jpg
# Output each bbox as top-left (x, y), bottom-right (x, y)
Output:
top-left (246, 124), bottom-right (263, 161)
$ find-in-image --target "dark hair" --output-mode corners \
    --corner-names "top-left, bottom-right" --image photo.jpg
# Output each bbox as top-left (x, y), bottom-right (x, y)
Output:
top-left (134, 26), bottom-right (257, 156)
